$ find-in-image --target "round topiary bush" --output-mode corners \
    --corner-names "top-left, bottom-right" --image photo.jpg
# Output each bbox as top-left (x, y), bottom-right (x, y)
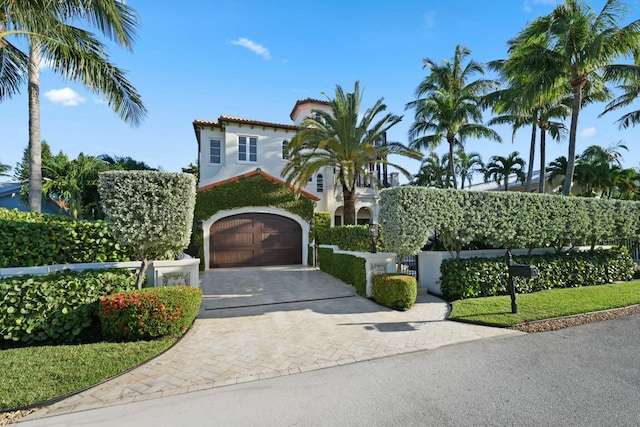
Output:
top-left (372, 274), bottom-right (417, 310)
top-left (99, 286), bottom-right (202, 341)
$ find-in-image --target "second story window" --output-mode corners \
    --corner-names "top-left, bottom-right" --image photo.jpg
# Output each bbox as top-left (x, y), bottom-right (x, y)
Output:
top-left (209, 139), bottom-right (221, 164)
top-left (282, 140), bottom-right (289, 160)
top-left (239, 136), bottom-right (257, 162)
top-left (317, 174), bottom-right (324, 193)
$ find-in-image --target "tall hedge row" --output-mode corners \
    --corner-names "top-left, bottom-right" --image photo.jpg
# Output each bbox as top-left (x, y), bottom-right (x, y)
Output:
top-left (317, 225), bottom-right (384, 252)
top-left (0, 208), bottom-right (134, 268)
top-left (439, 248), bottom-right (634, 300)
top-left (380, 187), bottom-right (640, 258)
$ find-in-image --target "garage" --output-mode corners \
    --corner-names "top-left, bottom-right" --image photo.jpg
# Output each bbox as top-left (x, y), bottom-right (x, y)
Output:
top-left (209, 213), bottom-right (302, 268)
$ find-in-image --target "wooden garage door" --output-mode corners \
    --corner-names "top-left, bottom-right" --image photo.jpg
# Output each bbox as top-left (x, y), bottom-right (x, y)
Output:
top-left (210, 213), bottom-right (302, 268)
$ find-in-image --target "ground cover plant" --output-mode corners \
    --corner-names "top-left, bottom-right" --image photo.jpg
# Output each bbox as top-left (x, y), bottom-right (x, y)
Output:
top-left (0, 338), bottom-right (176, 411)
top-left (448, 280), bottom-right (640, 327)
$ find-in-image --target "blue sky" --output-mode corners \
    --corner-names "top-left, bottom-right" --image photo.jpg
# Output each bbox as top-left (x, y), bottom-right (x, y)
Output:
top-left (2, 0), bottom-right (639, 184)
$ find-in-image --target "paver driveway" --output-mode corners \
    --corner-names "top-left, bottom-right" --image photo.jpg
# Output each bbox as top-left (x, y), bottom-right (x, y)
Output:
top-left (26, 266), bottom-right (522, 420)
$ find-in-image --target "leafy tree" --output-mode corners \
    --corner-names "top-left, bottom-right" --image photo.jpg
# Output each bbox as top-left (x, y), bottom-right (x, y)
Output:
top-left (283, 81), bottom-right (421, 225)
top-left (406, 44), bottom-right (502, 189)
top-left (504, 0), bottom-right (640, 195)
top-left (483, 151), bottom-right (526, 191)
top-left (0, 0), bottom-right (147, 212)
top-left (98, 154), bottom-right (156, 171)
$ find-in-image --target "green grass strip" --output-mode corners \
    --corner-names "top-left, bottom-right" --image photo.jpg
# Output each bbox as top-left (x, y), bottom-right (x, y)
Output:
top-left (0, 338), bottom-right (176, 411)
top-left (449, 281), bottom-right (640, 327)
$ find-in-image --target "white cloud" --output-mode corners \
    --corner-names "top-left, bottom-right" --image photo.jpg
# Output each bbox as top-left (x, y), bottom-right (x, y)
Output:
top-left (581, 127), bottom-right (597, 138)
top-left (230, 38), bottom-right (271, 60)
top-left (43, 87), bottom-right (87, 106)
top-left (424, 10), bottom-right (437, 30)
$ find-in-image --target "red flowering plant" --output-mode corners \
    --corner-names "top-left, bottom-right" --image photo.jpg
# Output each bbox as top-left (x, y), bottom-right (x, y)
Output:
top-left (99, 286), bottom-right (202, 341)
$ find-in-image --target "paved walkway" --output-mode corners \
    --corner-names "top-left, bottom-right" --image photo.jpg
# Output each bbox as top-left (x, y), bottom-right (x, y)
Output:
top-left (24, 266), bottom-right (523, 421)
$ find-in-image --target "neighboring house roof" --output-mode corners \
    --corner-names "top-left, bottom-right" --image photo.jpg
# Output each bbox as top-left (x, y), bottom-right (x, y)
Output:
top-left (468, 169), bottom-right (546, 192)
top-left (197, 169), bottom-right (320, 201)
top-left (0, 181), bottom-right (68, 215)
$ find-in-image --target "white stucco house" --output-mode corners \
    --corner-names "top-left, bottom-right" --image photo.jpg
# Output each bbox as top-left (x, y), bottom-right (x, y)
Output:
top-left (193, 98), bottom-right (398, 269)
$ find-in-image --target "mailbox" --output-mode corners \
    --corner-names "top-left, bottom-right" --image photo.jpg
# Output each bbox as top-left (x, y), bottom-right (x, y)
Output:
top-left (508, 264), bottom-right (539, 279)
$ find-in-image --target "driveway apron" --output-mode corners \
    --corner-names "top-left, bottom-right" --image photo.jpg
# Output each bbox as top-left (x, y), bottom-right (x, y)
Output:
top-left (25, 266), bottom-right (523, 420)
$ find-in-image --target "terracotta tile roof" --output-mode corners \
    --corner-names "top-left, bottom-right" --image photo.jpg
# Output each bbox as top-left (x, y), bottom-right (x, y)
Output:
top-left (197, 169), bottom-right (320, 201)
top-left (193, 116), bottom-right (298, 131)
top-left (289, 98), bottom-right (330, 120)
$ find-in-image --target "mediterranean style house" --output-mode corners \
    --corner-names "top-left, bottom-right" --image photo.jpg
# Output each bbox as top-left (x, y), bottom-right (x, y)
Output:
top-left (192, 98), bottom-right (398, 269)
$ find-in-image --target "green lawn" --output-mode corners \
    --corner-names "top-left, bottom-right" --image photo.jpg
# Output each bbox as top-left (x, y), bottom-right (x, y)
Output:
top-left (449, 280), bottom-right (640, 327)
top-left (0, 338), bottom-right (176, 411)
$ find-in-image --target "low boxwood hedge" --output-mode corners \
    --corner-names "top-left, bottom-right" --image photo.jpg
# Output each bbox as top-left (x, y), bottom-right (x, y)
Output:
top-left (440, 247), bottom-right (634, 300)
top-left (372, 274), bottom-right (417, 310)
top-left (0, 269), bottom-right (137, 345)
top-left (318, 247), bottom-right (367, 296)
top-left (99, 286), bottom-right (202, 341)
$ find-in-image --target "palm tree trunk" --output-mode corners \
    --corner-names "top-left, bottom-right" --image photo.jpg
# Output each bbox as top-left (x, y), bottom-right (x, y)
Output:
top-left (563, 83), bottom-right (582, 196)
top-left (525, 124), bottom-right (537, 192)
top-left (538, 129), bottom-right (547, 194)
top-left (28, 40), bottom-right (42, 212)
top-left (448, 139), bottom-right (457, 189)
top-left (343, 185), bottom-right (356, 225)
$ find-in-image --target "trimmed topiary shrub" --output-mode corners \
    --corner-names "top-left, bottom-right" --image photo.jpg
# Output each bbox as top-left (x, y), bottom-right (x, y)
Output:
top-left (99, 171), bottom-right (197, 288)
top-left (318, 247), bottom-right (367, 296)
top-left (99, 286), bottom-right (202, 341)
top-left (372, 274), bottom-right (417, 310)
top-left (440, 247), bottom-right (634, 300)
top-left (0, 269), bottom-right (137, 344)
top-left (0, 208), bottom-right (134, 268)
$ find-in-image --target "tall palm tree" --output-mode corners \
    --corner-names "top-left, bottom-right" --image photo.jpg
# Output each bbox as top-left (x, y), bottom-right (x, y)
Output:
top-left (455, 149), bottom-right (483, 189)
top-left (504, 0), bottom-right (640, 196)
top-left (406, 45), bottom-right (502, 189)
top-left (413, 152), bottom-right (451, 188)
top-left (483, 151), bottom-right (526, 192)
top-left (282, 81), bottom-right (422, 225)
top-left (0, 1), bottom-right (147, 212)
top-left (580, 141), bottom-right (628, 167)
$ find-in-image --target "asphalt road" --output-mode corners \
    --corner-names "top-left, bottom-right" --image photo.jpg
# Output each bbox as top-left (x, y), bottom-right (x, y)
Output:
top-left (20, 314), bottom-right (640, 427)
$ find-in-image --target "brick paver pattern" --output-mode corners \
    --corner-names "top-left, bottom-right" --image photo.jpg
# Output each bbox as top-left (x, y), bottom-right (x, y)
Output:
top-left (32, 266), bottom-right (522, 418)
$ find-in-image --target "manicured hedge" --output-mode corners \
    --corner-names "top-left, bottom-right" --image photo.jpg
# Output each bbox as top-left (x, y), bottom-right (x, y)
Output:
top-left (440, 247), bottom-right (634, 300)
top-left (372, 274), bottom-right (417, 310)
top-left (318, 225), bottom-right (384, 252)
top-left (313, 211), bottom-right (331, 243)
top-left (318, 247), bottom-right (367, 296)
top-left (0, 269), bottom-right (137, 344)
top-left (0, 208), bottom-right (134, 268)
top-left (379, 187), bottom-right (640, 258)
top-left (99, 286), bottom-right (202, 341)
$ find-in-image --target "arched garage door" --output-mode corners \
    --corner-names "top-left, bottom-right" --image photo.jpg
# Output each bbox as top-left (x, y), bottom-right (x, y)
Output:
top-left (210, 213), bottom-right (302, 268)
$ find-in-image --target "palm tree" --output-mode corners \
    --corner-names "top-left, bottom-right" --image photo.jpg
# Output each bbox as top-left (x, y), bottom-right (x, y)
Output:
top-left (504, 0), bottom-right (640, 196)
top-left (455, 149), bottom-right (484, 189)
top-left (406, 45), bottom-right (502, 189)
top-left (580, 141), bottom-right (628, 167)
top-left (0, 1), bottom-right (147, 212)
top-left (483, 151), bottom-right (526, 192)
top-left (41, 152), bottom-right (106, 218)
top-left (0, 161), bottom-right (10, 178)
top-left (282, 81), bottom-right (422, 225)
top-left (413, 152), bottom-right (451, 188)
